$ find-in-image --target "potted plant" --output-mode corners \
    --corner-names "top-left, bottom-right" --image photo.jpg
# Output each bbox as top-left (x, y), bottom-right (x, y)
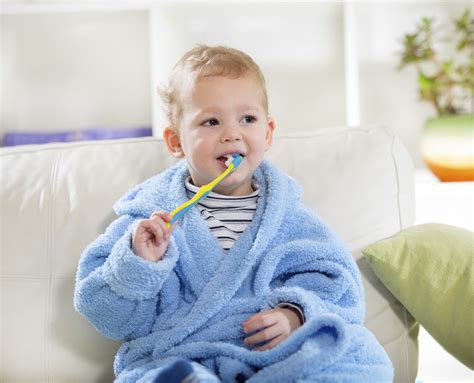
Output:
top-left (397, 9), bottom-right (473, 181)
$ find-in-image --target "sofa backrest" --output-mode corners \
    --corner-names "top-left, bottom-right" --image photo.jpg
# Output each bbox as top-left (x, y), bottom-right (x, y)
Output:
top-left (0, 125), bottom-right (417, 382)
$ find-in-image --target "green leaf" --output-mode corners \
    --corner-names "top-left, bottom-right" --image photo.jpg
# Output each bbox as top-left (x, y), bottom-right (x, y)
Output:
top-left (418, 73), bottom-right (435, 91)
top-left (442, 61), bottom-right (452, 74)
top-left (420, 17), bottom-right (433, 32)
top-left (404, 33), bottom-right (417, 44)
top-left (396, 8), bottom-right (473, 115)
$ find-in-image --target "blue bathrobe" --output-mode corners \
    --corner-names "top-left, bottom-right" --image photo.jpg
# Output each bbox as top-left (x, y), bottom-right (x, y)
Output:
top-left (74, 159), bottom-right (393, 382)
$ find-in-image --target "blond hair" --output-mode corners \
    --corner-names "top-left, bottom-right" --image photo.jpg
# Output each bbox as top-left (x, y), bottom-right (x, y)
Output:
top-left (159, 45), bottom-right (268, 129)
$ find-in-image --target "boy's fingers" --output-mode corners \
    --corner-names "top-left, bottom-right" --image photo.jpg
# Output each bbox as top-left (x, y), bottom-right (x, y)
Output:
top-left (150, 211), bottom-right (169, 220)
top-left (163, 213), bottom-right (177, 231)
top-left (243, 310), bottom-right (267, 324)
top-left (135, 221), bottom-right (157, 244)
top-left (149, 212), bottom-right (167, 227)
top-left (254, 334), bottom-right (285, 351)
top-left (242, 313), bottom-right (261, 328)
top-left (134, 221), bottom-right (147, 235)
top-left (150, 211), bottom-right (173, 225)
top-left (140, 220), bottom-right (157, 236)
top-left (152, 213), bottom-right (175, 240)
top-left (243, 314), bottom-right (277, 333)
top-left (243, 309), bottom-right (273, 324)
top-left (156, 218), bottom-right (170, 241)
top-left (145, 211), bottom-right (175, 238)
top-left (144, 218), bottom-right (163, 240)
top-left (244, 323), bottom-right (280, 346)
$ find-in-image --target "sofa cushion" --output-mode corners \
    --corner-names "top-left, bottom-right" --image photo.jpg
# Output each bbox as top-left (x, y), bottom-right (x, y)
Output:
top-left (0, 125), bottom-right (416, 382)
top-left (363, 223), bottom-right (474, 369)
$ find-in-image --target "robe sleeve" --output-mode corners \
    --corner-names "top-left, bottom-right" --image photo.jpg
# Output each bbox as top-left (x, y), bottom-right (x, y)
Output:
top-left (275, 302), bottom-right (305, 323)
top-left (263, 206), bottom-right (365, 326)
top-left (74, 214), bottom-right (179, 340)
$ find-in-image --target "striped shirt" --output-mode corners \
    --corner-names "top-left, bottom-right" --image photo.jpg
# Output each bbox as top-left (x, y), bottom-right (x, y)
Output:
top-left (185, 176), bottom-right (259, 252)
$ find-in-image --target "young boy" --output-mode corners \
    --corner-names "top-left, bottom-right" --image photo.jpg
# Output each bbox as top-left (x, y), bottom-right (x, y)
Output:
top-left (74, 45), bottom-right (393, 382)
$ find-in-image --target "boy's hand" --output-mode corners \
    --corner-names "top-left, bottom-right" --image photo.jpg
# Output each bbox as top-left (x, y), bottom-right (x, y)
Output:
top-left (242, 307), bottom-right (303, 351)
top-left (132, 211), bottom-right (176, 262)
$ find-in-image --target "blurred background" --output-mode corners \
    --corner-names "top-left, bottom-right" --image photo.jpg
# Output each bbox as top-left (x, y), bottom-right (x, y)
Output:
top-left (2, 0), bottom-right (472, 170)
top-left (1, 1), bottom-right (472, 381)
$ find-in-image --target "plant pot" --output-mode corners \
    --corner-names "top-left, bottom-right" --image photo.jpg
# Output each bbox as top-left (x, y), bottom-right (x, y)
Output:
top-left (421, 115), bottom-right (474, 182)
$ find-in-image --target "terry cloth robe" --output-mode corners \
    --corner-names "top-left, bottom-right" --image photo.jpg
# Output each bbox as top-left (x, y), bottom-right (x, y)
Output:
top-left (74, 159), bottom-right (394, 383)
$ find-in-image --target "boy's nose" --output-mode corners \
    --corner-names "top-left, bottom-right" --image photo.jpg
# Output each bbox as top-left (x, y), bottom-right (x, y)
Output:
top-left (221, 130), bottom-right (242, 143)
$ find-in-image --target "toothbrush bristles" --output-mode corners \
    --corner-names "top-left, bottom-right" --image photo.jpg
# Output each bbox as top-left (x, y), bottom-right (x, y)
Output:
top-left (225, 154), bottom-right (234, 167)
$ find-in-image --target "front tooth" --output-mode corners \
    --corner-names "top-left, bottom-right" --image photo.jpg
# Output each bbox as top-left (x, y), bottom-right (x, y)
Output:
top-left (225, 154), bottom-right (233, 167)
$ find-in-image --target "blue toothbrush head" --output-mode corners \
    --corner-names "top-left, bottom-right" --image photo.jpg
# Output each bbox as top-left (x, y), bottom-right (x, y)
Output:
top-left (230, 153), bottom-right (244, 168)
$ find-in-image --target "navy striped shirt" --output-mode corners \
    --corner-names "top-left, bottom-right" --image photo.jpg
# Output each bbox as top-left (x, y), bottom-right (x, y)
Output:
top-left (185, 176), bottom-right (259, 252)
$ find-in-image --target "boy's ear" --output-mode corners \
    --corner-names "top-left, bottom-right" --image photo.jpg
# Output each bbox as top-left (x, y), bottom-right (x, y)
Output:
top-left (265, 117), bottom-right (275, 151)
top-left (163, 127), bottom-right (185, 158)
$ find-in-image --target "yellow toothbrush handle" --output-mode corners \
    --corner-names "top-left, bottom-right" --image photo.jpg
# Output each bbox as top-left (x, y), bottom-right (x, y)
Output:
top-left (165, 163), bottom-right (236, 228)
top-left (205, 163), bottom-right (235, 189)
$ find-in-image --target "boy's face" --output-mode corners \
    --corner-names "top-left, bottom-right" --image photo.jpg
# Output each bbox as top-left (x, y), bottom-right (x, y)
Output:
top-left (164, 75), bottom-right (275, 196)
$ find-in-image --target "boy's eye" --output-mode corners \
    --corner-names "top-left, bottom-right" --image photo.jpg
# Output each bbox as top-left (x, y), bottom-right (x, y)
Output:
top-left (242, 115), bottom-right (257, 124)
top-left (203, 118), bottom-right (219, 127)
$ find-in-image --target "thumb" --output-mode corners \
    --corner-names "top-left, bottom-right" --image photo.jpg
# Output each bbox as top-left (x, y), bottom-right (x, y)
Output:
top-left (164, 213), bottom-right (178, 232)
top-left (170, 220), bottom-right (178, 232)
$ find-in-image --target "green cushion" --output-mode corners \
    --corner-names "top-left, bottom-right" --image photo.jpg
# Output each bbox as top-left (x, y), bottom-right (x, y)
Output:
top-left (362, 223), bottom-right (474, 369)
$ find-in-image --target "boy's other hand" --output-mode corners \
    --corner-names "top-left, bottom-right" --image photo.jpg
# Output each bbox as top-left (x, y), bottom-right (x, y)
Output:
top-left (132, 211), bottom-right (176, 262)
top-left (242, 307), bottom-right (303, 351)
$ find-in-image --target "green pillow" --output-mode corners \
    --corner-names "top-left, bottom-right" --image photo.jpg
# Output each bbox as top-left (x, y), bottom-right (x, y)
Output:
top-left (362, 223), bottom-right (474, 369)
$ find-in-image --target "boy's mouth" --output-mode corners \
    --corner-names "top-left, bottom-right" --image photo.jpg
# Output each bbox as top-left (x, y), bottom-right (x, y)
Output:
top-left (216, 153), bottom-right (245, 167)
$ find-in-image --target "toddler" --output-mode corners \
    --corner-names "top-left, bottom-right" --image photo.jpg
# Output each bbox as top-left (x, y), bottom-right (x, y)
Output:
top-left (74, 45), bottom-right (393, 382)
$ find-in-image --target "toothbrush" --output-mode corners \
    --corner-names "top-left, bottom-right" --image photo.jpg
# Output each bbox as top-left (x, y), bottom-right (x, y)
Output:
top-left (166, 153), bottom-right (244, 228)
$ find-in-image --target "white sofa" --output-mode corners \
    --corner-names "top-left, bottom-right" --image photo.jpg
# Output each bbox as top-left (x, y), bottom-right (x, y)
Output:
top-left (1, 125), bottom-right (418, 382)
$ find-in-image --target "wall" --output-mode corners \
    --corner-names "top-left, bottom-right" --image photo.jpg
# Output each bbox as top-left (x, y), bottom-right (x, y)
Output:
top-left (0, 10), bottom-right (151, 134)
top-left (148, 2), bottom-right (346, 136)
top-left (1, 1), bottom-right (472, 169)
